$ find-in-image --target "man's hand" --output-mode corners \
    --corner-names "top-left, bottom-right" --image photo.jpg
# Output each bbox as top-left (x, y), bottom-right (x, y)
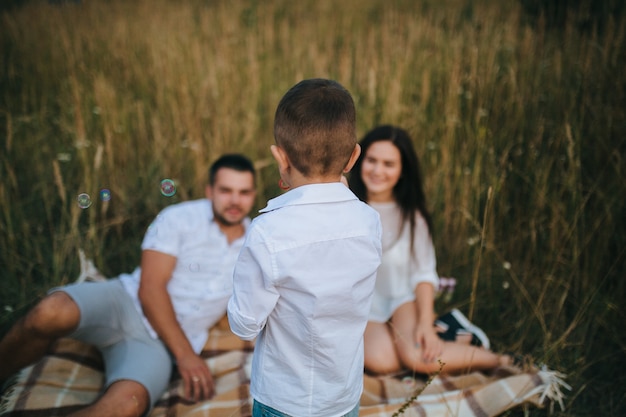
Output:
top-left (177, 353), bottom-right (215, 402)
top-left (139, 250), bottom-right (215, 402)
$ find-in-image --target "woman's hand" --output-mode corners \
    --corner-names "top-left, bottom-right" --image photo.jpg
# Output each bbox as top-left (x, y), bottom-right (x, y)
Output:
top-left (415, 323), bottom-right (444, 363)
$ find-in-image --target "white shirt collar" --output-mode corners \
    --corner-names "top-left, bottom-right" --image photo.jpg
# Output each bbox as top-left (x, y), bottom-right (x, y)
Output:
top-left (259, 182), bottom-right (357, 213)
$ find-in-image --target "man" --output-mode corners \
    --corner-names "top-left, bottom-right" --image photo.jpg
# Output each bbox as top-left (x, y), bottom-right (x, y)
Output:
top-left (0, 154), bottom-right (257, 417)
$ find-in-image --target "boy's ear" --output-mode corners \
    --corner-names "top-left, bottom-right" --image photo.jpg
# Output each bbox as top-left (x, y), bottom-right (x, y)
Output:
top-left (204, 184), bottom-right (213, 200)
top-left (342, 144), bottom-right (362, 173)
top-left (270, 144), bottom-right (290, 172)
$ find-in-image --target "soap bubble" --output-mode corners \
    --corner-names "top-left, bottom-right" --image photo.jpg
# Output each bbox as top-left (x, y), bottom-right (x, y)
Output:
top-left (100, 188), bottom-right (111, 202)
top-left (77, 193), bottom-right (92, 209)
top-left (160, 179), bottom-right (176, 197)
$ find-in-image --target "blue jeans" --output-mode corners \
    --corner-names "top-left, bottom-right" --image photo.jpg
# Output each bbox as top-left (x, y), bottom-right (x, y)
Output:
top-left (252, 400), bottom-right (359, 417)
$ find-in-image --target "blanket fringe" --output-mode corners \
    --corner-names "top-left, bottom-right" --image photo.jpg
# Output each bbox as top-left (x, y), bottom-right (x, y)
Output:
top-left (75, 249), bottom-right (107, 283)
top-left (0, 372), bottom-right (22, 414)
top-left (528, 366), bottom-right (571, 412)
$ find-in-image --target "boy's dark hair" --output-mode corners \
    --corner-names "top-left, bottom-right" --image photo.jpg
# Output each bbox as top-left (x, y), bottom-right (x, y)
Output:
top-left (349, 125), bottom-right (433, 249)
top-left (209, 154), bottom-right (256, 185)
top-left (274, 78), bottom-right (356, 178)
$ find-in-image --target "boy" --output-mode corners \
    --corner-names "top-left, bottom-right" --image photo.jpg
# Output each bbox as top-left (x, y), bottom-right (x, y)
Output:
top-left (227, 79), bottom-right (382, 417)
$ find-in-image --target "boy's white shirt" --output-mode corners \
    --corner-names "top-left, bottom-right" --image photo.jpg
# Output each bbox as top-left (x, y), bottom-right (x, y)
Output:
top-left (227, 182), bottom-right (382, 417)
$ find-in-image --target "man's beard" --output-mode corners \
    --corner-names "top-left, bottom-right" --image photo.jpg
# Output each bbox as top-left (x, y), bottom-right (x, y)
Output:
top-left (213, 205), bottom-right (243, 227)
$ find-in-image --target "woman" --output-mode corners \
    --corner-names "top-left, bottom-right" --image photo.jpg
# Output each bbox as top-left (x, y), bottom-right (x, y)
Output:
top-left (349, 125), bottom-right (510, 375)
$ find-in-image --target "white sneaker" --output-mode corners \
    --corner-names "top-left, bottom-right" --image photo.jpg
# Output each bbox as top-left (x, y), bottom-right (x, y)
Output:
top-left (435, 308), bottom-right (490, 349)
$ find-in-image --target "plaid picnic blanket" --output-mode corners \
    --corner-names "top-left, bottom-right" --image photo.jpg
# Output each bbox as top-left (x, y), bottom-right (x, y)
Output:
top-left (0, 314), bottom-right (568, 417)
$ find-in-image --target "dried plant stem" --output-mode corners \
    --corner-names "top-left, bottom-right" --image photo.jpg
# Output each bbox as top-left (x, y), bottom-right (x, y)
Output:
top-left (391, 360), bottom-right (445, 417)
top-left (469, 186), bottom-right (493, 321)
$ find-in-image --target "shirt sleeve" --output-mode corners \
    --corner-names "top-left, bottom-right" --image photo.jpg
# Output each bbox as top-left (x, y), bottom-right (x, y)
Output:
top-left (227, 232), bottom-right (279, 341)
top-left (140, 206), bottom-right (183, 257)
top-left (408, 213), bottom-right (439, 289)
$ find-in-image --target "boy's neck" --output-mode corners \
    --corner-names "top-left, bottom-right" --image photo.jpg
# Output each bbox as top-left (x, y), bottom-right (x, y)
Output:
top-left (287, 170), bottom-right (343, 189)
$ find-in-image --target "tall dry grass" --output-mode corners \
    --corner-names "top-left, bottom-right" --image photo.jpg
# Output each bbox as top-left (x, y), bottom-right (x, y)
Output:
top-left (0, 0), bottom-right (624, 415)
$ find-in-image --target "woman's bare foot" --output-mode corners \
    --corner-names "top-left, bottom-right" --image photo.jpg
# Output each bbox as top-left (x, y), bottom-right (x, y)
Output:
top-left (499, 354), bottom-right (514, 367)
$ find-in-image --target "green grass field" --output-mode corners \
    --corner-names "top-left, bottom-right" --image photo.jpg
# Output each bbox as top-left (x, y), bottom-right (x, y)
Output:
top-left (1, 0), bottom-right (624, 415)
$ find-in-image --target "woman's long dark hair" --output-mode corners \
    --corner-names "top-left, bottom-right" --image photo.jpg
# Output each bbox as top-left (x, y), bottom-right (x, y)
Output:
top-left (349, 125), bottom-right (433, 252)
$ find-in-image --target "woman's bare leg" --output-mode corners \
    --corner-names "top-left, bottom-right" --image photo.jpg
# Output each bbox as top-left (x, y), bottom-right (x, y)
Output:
top-left (391, 302), bottom-right (505, 374)
top-left (364, 321), bottom-right (402, 374)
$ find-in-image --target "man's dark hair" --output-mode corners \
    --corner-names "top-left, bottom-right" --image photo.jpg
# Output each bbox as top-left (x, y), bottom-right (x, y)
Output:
top-left (208, 154), bottom-right (256, 185)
